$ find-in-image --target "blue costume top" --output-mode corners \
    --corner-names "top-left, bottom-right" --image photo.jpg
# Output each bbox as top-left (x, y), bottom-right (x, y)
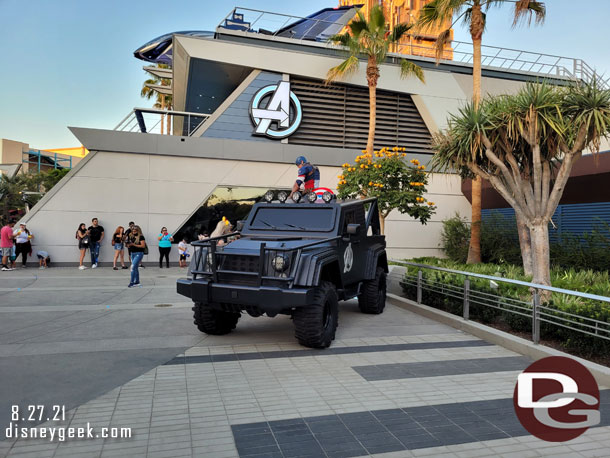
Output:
top-left (296, 163), bottom-right (320, 189)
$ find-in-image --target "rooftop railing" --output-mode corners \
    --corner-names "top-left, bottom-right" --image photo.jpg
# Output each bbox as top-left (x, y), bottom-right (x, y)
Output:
top-left (114, 108), bottom-right (210, 136)
top-left (217, 6), bottom-right (607, 88)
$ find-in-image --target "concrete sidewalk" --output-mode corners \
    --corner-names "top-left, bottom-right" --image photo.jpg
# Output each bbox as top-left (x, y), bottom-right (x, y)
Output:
top-left (1, 267), bottom-right (609, 457)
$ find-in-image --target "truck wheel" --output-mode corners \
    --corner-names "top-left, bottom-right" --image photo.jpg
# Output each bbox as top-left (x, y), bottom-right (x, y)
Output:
top-left (293, 282), bottom-right (338, 349)
top-left (192, 302), bottom-right (240, 335)
top-left (358, 267), bottom-right (387, 314)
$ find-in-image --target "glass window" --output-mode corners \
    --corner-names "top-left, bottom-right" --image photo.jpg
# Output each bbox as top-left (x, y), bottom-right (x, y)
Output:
top-left (249, 207), bottom-right (335, 232)
top-left (173, 186), bottom-right (269, 243)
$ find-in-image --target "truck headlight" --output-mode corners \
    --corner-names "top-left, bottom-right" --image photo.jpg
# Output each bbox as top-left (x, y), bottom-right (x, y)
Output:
top-left (272, 255), bottom-right (290, 272)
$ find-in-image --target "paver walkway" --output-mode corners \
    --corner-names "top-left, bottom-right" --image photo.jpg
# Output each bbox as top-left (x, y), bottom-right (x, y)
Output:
top-left (1, 267), bottom-right (608, 457)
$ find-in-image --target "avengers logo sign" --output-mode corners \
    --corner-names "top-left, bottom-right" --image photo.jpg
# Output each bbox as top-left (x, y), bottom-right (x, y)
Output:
top-left (249, 81), bottom-right (302, 139)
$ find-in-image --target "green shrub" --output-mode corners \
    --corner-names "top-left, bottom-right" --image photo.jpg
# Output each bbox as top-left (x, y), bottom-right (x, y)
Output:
top-left (480, 212), bottom-right (522, 265)
top-left (439, 214), bottom-right (470, 263)
top-left (400, 258), bottom-right (610, 361)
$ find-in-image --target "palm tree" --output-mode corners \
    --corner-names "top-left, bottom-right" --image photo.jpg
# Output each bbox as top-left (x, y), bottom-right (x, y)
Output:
top-left (418, 0), bottom-right (545, 265)
top-left (327, 4), bottom-right (425, 155)
top-left (141, 64), bottom-right (172, 134)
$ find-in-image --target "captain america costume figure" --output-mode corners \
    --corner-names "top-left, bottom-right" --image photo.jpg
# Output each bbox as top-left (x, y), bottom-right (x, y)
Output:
top-left (290, 156), bottom-right (320, 199)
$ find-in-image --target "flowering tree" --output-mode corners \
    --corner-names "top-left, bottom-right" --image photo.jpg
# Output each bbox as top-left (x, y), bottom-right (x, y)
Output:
top-left (336, 147), bottom-right (436, 234)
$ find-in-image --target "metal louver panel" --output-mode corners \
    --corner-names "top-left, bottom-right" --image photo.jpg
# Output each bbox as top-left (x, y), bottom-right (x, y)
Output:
top-left (289, 78), bottom-right (432, 154)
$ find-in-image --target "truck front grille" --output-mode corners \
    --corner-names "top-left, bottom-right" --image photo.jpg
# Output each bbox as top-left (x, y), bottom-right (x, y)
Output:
top-left (217, 254), bottom-right (259, 273)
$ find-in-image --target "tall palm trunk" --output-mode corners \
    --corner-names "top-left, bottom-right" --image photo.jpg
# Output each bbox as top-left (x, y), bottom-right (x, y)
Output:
top-left (366, 56), bottom-right (379, 154)
top-left (467, 4), bottom-right (484, 264)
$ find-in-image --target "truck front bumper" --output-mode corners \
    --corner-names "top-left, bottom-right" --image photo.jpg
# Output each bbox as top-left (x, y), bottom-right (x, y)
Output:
top-left (177, 278), bottom-right (315, 314)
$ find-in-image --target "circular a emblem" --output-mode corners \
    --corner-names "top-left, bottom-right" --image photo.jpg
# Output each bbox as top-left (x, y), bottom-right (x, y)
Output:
top-left (343, 243), bottom-right (353, 273)
top-left (513, 356), bottom-right (600, 442)
top-left (249, 81), bottom-right (302, 139)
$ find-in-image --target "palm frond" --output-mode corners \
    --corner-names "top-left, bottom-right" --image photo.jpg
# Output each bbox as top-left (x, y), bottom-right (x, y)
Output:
top-left (434, 28), bottom-right (453, 62)
top-left (349, 16), bottom-right (369, 37)
top-left (513, 0), bottom-right (546, 27)
top-left (328, 32), bottom-right (352, 46)
top-left (389, 23), bottom-right (413, 43)
top-left (368, 4), bottom-right (386, 35)
top-left (417, 0), bottom-right (467, 32)
top-left (326, 55), bottom-right (360, 85)
top-left (400, 59), bottom-right (425, 83)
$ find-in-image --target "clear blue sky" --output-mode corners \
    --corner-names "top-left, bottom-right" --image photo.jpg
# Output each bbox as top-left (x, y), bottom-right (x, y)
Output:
top-left (1, 0), bottom-right (608, 149)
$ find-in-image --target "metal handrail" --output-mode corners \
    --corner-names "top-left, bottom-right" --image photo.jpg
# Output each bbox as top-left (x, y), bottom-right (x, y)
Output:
top-left (392, 260), bottom-right (610, 304)
top-left (392, 259), bottom-right (610, 345)
top-left (114, 108), bottom-right (211, 136)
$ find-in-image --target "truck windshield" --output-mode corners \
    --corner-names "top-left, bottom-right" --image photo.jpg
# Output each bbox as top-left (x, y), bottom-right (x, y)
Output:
top-left (250, 207), bottom-right (335, 231)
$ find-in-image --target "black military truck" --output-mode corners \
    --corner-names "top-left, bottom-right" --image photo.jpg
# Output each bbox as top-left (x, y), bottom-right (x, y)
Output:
top-left (176, 193), bottom-right (388, 348)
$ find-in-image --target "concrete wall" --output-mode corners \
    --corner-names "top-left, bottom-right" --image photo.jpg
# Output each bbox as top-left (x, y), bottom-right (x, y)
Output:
top-left (20, 150), bottom-right (467, 265)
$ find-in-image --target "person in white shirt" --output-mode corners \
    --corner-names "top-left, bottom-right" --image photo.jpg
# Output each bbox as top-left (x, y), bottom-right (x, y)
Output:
top-left (178, 238), bottom-right (189, 268)
top-left (13, 223), bottom-right (34, 268)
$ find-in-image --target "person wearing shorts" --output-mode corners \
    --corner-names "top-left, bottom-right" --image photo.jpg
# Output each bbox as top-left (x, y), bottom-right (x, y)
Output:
top-left (1, 219), bottom-right (16, 271)
top-left (178, 238), bottom-right (189, 268)
top-left (111, 226), bottom-right (127, 270)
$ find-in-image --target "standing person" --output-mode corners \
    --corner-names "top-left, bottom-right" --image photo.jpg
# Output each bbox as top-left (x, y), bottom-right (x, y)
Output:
top-left (289, 156), bottom-right (320, 200)
top-left (125, 225), bottom-right (146, 287)
top-left (13, 223), bottom-right (33, 268)
top-left (157, 227), bottom-right (173, 268)
top-left (87, 218), bottom-right (105, 268)
top-left (1, 219), bottom-right (16, 271)
top-left (111, 226), bottom-right (127, 270)
top-left (178, 237), bottom-right (189, 268)
top-left (75, 223), bottom-right (89, 270)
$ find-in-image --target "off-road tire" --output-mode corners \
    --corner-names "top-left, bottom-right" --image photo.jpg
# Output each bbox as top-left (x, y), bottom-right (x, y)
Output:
top-left (358, 267), bottom-right (386, 314)
top-left (293, 282), bottom-right (338, 348)
top-left (192, 302), bottom-right (240, 335)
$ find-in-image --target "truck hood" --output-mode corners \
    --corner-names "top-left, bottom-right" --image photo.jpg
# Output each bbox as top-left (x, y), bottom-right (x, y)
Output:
top-left (221, 237), bottom-right (332, 253)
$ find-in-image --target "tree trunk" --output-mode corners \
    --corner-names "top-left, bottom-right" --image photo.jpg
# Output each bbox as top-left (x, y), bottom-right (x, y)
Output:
top-left (530, 222), bottom-right (551, 289)
top-left (379, 214), bottom-right (385, 235)
top-left (366, 57), bottom-right (379, 155)
top-left (516, 213), bottom-right (533, 276)
top-left (466, 10), bottom-right (483, 264)
top-left (467, 177), bottom-right (482, 264)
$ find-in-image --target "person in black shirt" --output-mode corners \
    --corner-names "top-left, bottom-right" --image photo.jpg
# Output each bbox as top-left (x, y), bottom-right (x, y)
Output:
top-left (87, 218), bottom-right (104, 268)
top-left (125, 225), bottom-right (146, 287)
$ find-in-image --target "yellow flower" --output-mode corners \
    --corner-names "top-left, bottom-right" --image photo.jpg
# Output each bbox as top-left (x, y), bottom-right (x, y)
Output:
top-left (401, 153), bottom-right (407, 157)
top-left (361, 149), bottom-right (367, 153)
top-left (360, 164), bottom-right (365, 169)
top-left (428, 202), bottom-right (435, 206)
top-left (365, 165), bottom-right (369, 169)
top-left (368, 181), bottom-right (373, 186)
top-left (379, 184), bottom-right (384, 188)
top-left (355, 158), bottom-right (360, 163)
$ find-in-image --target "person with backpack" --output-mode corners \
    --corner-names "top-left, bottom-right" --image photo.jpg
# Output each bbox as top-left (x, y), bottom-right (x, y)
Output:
top-left (290, 156), bottom-right (320, 200)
